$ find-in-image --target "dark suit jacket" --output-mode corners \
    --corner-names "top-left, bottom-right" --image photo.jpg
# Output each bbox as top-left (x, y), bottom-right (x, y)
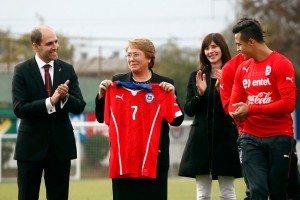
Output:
top-left (95, 71), bottom-right (184, 168)
top-left (12, 57), bottom-right (86, 161)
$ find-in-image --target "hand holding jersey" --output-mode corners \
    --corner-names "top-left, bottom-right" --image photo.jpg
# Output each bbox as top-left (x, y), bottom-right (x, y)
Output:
top-left (104, 81), bottom-right (182, 178)
top-left (99, 80), bottom-right (176, 99)
top-left (98, 80), bottom-right (113, 99)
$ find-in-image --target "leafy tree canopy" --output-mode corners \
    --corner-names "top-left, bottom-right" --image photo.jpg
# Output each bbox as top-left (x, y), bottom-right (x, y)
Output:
top-left (0, 30), bottom-right (74, 69)
top-left (154, 38), bottom-right (199, 109)
top-left (232, 0), bottom-right (300, 107)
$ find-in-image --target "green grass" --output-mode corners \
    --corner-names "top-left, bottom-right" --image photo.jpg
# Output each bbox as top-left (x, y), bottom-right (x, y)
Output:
top-left (0, 177), bottom-right (247, 200)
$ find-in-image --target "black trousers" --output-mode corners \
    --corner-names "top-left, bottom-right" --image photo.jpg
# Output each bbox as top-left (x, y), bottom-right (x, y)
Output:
top-left (17, 141), bottom-right (71, 200)
top-left (238, 133), bottom-right (292, 200)
top-left (112, 167), bottom-right (169, 200)
top-left (287, 139), bottom-right (300, 200)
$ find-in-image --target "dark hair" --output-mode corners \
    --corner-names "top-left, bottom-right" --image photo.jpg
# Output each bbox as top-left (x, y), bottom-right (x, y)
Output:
top-left (125, 38), bottom-right (156, 69)
top-left (232, 17), bottom-right (265, 43)
top-left (198, 33), bottom-right (231, 71)
top-left (31, 27), bottom-right (42, 45)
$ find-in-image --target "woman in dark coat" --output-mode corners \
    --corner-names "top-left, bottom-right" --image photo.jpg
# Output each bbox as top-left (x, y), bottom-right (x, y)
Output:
top-left (178, 33), bottom-right (242, 200)
top-left (95, 38), bottom-right (184, 200)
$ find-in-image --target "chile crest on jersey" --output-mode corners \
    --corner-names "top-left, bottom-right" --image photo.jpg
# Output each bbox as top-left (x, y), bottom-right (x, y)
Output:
top-left (265, 65), bottom-right (272, 76)
top-left (145, 93), bottom-right (154, 103)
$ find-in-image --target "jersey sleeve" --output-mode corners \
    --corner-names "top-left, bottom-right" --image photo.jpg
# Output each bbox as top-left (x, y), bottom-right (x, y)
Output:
top-left (220, 64), bottom-right (235, 114)
top-left (161, 92), bottom-right (182, 123)
top-left (220, 54), bottom-right (245, 114)
top-left (228, 64), bottom-right (247, 113)
top-left (152, 85), bottom-right (183, 123)
top-left (248, 58), bottom-right (297, 115)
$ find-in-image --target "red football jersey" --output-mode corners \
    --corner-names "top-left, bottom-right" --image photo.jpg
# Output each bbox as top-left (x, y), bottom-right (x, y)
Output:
top-left (229, 52), bottom-right (297, 138)
top-left (220, 53), bottom-right (245, 134)
top-left (104, 82), bottom-right (182, 178)
top-left (220, 53), bottom-right (245, 115)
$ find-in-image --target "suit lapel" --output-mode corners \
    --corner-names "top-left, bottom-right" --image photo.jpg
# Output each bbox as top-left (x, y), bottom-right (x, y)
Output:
top-left (53, 60), bottom-right (62, 91)
top-left (29, 58), bottom-right (49, 96)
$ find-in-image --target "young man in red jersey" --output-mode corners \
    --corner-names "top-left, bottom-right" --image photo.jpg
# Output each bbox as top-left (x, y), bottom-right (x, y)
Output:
top-left (228, 18), bottom-right (298, 199)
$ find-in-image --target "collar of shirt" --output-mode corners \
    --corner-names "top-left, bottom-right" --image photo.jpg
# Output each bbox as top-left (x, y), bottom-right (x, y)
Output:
top-left (35, 54), bottom-right (54, 82)
top-left (35, 54), bottom-right (54, 70)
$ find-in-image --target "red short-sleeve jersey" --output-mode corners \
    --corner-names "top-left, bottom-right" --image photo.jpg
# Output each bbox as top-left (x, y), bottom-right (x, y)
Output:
top-left (105, 82), bottom-right (182, 178)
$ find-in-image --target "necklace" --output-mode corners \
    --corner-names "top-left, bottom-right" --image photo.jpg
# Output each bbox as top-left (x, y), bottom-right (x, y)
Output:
top-left (132, 77), bottom-right (151, 84)
top-left (131, 70), bottom-right (152, 84)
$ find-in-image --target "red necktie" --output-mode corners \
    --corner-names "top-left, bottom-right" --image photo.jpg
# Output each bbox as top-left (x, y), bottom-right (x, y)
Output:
top-left (44, 64), bottom-right (52, 97)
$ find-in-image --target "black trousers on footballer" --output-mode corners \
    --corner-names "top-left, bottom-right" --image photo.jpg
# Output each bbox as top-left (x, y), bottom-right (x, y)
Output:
top-left (287, 139), bottom-right (300, 200)
top-left (238, 133), bottom-right (292, 200)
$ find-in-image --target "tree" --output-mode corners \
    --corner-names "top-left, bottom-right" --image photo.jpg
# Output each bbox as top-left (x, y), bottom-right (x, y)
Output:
top-left (241, 0), bottom-right (300, 68)
top-left (155, 38), bottom-right (199, 109)
top-left (224, 0), bottom-right (300, 107)
top-left (0, 31), bottom-right (13, 71)
top-left (0, 31), bottom-right (75, 72)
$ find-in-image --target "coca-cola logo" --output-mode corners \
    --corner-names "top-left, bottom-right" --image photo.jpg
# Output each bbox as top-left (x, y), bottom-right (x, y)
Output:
top-left (248, 92), bottom-right (273, 104)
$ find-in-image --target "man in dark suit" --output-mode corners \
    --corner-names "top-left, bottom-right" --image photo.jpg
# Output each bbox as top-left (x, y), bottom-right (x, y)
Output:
top-left (12, 25), bottom-right (86, 200)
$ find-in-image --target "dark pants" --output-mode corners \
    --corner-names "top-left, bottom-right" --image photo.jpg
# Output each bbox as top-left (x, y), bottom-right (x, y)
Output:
top-left (242, 138), bottom-right (300, 200)
top-left (17, 142), bottom-right (71, 200)
top-left (287, 139), bottom-right (300, 200)
top-left (112, 167), bottom-right (169, 200)
top-left (238, 133), bottom-right (292, 200)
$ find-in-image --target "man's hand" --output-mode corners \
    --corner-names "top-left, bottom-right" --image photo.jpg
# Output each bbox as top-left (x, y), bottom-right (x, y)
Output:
top-left (229, 102), bottom-right (249, 121)
top-left (57, 80), bottom-right (69, 99)
top-left (50, 80), bottom-right (69, 105)
top-left (50, 90), bottom-right (61, 105)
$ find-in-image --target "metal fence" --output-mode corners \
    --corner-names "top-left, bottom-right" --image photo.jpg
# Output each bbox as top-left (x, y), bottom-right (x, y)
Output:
top-left (0, 121), bottom-right (192, 182)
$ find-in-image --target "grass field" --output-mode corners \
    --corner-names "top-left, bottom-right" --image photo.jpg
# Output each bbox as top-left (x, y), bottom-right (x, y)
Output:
top-left (0, 177), bottom-right (247, 200)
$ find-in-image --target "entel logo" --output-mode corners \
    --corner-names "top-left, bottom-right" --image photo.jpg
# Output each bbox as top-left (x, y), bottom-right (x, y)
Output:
top-left (252, 78), bottom-right (271, 86)
top-left (243, 78), bottom-right (271, 89)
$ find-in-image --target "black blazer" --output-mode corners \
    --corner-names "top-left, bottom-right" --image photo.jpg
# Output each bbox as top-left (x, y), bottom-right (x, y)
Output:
top-left (95, 71), bottom-right (184, 167)
top-left (12, 57), bottom-right (86, 161)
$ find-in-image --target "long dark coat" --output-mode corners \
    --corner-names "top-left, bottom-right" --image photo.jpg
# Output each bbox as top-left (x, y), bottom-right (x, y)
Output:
top-left (178, 69), bottom-right (242, 179)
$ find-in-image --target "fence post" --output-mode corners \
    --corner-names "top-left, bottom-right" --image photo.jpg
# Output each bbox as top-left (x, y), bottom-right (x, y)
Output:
top-left (0, 134), bottom-right (2, 182)
top-left (74, 130), bottom-right (81, 180)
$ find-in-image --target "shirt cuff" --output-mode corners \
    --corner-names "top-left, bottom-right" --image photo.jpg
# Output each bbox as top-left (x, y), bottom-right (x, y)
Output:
top-left (60, 93), bottom-right (69, 108)
top-left (46, 98), bottom-right (56, 114)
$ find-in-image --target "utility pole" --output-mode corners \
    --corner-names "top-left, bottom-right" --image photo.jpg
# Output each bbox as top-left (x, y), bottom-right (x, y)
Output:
top-left (5, 33), bottom-right (11, 73)
top-left (98, 46), bottom-right (102, 77)
top-left (35, 13), bottom-right (45, 24)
